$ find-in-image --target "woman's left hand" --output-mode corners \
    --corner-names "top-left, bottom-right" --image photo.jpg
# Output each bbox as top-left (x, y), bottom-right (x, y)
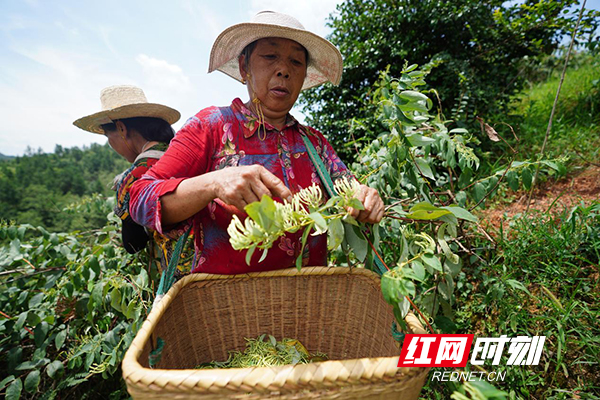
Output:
top-left (348, 184), bottom-right (385, 224)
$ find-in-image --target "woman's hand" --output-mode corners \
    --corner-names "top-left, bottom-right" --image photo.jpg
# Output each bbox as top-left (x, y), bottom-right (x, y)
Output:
top-left (211, 165), bottom-right (292, 211)
top-left (348, 184), bottom-right (385, 224)
top-left (160, 165), bottom-right (292, 226)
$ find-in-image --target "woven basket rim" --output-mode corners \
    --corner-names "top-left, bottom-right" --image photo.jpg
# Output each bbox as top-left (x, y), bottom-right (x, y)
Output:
top-left (122, 266), bottom-right (428, 393)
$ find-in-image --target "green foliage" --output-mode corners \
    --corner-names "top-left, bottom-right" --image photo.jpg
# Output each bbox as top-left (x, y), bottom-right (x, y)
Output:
top-left (0, 206), bottom-right (154, 399)
top-left (340, 63), bottom-right (563, 328)
top-left (505, 52), bottom-right (600, 163)
top-left (0, 143), bottom-right (129, 232)
top-left (299, 0), bottom-right (599, 163)
top-left (449, 202), bottom-right (600, 398)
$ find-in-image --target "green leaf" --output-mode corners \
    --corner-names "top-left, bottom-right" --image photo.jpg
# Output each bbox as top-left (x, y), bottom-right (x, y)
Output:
top-left (343, 223), bottom-right (368, 261)
top-left (258, 248), bottom-right (269, 263)
top-left (296, 224), bottom-right (313, 270)
top-left (411, 261), bottom-right (426, 281)
top-left (397, 297), bottom-right (411, 319)
top-left (506, 170), bottom-right (519, 191)
top-left (6, 378), bottom-right (22, 400)
top-left (347, 197), bottom-right (365, 211)
top-left (438, 280), bottom-right (453, 302)
top-left (406, 202), bottom-right (451, 220)
top-left (308, 212), bottom-right (328, 232)
top-left (33, 322), bottom-right (49, 347)
top-left (404, 63), bottom-right (418, 72)
top-left (28, 292), bottom-right (45, 308)
top-left (505, 279), bottom-right (531, 294)
top-left (521, 167), bottom-right (533, 189)
top-left (381, 267), bottom-right (415, 305)
top-left (406, 133), bottom-right (435, 147)
top-left (473, 182), bottom-right (486, 203)
top-left (399, 90), bottom-right (430, 103)
top-left (55, 330), bottom-right (67, 350)
top-left (0, 376), bottom-right (15, 390)
top-left (110, 288), bottom-right (122, 311)
top-left (441, 205), bottom-right (478, 222)
top-left (327, 218), bottom-right (344, 250)
top-left (245, 246), bottom-right (256, 265)
top-left (245, 195), bottom-right (277, 232)
top-left (15, 312), bottom-right (27, 330)
top-left (414, 158), bottom-right (435, 179)
top-left (24, 370), bottom-right (40, 393)
top-left (421, 254), bottom-right (443, 272)
top-left (46, 360), bottom-right (64, 379)
top-left (91, 282), bottom-right (104, 306)
top-left (468, 380), bottom-right (509, 398)
top-left (434, 315), bottom-right (457, 334)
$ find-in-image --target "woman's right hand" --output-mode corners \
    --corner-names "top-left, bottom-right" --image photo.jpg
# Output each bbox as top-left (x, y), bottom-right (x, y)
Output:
top-left (211, 165), bottom-right (292, 211)
top-left (160, 165), bottom-right (292, 226)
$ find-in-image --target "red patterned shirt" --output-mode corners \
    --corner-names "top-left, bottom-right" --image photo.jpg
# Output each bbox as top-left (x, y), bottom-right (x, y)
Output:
top-left (129, 98), bottom-right (352, 274)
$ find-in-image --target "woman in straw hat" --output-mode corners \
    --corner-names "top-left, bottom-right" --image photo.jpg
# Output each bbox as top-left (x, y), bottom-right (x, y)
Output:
top-left (129, 11), bottom-right (384, 274)
top-left (73, 86), bottom-right (194, 276)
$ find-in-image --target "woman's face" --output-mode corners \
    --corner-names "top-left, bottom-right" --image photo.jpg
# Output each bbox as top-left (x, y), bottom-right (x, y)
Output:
top-left (239, 38), bottom-right (307, 124)
top-left (105, 121), bottom-right (136, 163)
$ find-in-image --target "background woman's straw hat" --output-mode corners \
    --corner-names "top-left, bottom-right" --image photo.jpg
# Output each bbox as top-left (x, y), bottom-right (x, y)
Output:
top-left (73, 85), bottom-right (181, 134)
top-left (209, 11), bottom-right (343, 91)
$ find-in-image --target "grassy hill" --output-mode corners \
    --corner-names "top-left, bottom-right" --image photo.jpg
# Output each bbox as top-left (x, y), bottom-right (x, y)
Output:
top-left (508, 53), bottom-right (600, 164)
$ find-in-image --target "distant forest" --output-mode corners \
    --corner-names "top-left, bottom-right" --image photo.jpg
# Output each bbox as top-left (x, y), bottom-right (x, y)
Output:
top-left (0, 144), bottom-right (129, 232)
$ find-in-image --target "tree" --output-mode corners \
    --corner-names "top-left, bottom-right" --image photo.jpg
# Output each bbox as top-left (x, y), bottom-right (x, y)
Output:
top-left (299, 0), bottom-right (599, 163)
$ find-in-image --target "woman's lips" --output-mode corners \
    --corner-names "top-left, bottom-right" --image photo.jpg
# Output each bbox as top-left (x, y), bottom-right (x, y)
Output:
top-left (270, 86), bottom-right (289, 96)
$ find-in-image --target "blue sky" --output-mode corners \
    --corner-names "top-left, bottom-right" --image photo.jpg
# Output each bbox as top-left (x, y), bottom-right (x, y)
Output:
top-left (0, 0), bottom-right (598, 156)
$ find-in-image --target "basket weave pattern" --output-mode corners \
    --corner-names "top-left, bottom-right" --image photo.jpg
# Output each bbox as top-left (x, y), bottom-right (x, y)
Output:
top-left (122, 267), bottom-right (429, 399)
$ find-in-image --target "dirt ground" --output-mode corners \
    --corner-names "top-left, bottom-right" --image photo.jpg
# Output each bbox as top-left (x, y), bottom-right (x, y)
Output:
top-left (481, 165), bottom-right (600, 231)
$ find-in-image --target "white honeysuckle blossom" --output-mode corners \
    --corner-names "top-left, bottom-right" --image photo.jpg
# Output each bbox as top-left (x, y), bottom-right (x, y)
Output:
top-left (334, 177), bottom-right (361, 203)
top-left (227, 177), bottom-right (362, 254)
top-left (297, 183), bottom-right (323, 208)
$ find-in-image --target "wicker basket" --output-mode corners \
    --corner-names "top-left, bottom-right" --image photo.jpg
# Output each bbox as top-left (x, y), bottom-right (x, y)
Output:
top-left (122, 266), bottom-right (430, 399)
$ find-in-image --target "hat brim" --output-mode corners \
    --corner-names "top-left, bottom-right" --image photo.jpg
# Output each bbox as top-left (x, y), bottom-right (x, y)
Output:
top-left (73, 103), bottom-right (181, 134)
top-left (209, 23), bottom-right (343, 91)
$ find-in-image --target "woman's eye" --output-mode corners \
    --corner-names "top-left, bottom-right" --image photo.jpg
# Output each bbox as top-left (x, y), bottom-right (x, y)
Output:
top-left (292, 59), bottom-right (303, 66)
top-left (262, 55), bottom-right (276, 60)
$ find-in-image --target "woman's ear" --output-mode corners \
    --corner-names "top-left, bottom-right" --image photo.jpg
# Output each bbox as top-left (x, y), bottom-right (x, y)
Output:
top-left (115, 120), bottom-right (128, 138)
top-left (238, 55), bottom-right (248, 82)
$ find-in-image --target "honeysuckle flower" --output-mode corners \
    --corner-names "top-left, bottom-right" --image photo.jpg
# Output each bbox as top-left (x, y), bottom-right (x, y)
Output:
top-left (333, 177), bottom-right (361, 207)
top-left (297, 183), bottom-right (323, 208)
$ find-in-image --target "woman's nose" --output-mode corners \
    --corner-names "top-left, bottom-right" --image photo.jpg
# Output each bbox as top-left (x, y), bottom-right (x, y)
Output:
top-left (275, 61), bottom-right (291, 79)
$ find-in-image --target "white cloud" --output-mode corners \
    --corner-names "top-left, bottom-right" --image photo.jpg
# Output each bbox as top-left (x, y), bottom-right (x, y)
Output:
top-left (136, 54), bottom-right (191, 93)
top-left (0, 46), bottom-right (134, 155)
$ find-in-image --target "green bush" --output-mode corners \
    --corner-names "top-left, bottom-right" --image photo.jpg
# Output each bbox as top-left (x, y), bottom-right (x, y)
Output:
top-left (0, 198), bottom-right (156, 399)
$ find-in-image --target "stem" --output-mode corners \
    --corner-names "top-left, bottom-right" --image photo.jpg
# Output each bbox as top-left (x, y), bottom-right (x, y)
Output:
top-left (405, 295), bottom-right (436, 334)
top-left (526, 0), bottom-right (587, 212)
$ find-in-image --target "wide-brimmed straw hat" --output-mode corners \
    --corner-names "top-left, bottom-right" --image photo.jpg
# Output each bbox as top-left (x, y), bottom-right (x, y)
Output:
top-left (209, 11), bottom-right (343, 91)
top-left (73, 85), bottom-right (181, 134)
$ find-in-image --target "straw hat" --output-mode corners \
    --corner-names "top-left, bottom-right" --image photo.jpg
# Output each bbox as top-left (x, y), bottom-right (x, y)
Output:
top-left (73, 85), bottom-right (181, 134)
top-left (209, 11), bottom-right (343, 91)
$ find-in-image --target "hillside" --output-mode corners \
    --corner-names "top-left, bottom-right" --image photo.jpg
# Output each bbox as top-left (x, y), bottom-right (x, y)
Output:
top-left (0, 143), bottom-right (129, 232)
